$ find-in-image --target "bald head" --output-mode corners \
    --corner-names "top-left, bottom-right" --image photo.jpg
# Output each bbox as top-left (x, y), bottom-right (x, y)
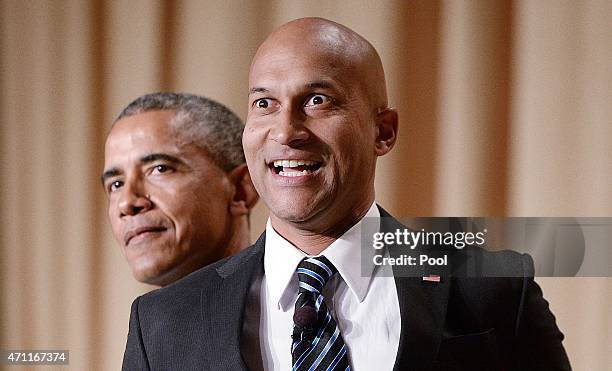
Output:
top-left (251, 17), bottom-right (388, 110)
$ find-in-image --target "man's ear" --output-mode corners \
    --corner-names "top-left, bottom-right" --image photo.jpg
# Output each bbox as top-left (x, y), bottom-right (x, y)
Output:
top-left (374, 108), bottom-right (398, 156)
top-left (227, 163), bottom-right (259, 216)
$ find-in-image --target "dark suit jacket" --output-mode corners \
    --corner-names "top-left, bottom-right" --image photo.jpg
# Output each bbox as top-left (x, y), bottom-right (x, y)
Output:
top-left (123, 209), bottom-right (571, 370)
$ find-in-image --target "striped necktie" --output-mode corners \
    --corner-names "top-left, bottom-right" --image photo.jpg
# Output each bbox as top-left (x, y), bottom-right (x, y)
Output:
top-left (291, 256), bottom-right (350, 371)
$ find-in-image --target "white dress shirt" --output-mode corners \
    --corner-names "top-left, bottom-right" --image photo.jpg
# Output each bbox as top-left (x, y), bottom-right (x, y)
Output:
top-left (259, 203), bottom-right (401, 370)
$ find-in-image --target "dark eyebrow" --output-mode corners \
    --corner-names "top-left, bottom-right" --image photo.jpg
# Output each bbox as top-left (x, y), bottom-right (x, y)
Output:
top-left (101, 168), bottom-right (120, 186)
top-left (249, 87), bottom-right (269, 95)
top-left (100, 153), bottom-right (184, 186)
top-left (306, 81), bottom-right (337, 90)
top-left (140, 153), bottom-right (183, 165)
top-left (249, 81), bottom-right (339, 97)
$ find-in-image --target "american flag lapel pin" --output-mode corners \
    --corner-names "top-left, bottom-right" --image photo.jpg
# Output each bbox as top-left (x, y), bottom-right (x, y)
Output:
top-left (422, 274), bottom-right (441, 283)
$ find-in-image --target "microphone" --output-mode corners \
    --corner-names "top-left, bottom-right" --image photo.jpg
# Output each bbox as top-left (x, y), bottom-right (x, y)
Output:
top-left (292, 306), bottom-right (318, 341)
top-left (294, 306), bottom-right (317, 327)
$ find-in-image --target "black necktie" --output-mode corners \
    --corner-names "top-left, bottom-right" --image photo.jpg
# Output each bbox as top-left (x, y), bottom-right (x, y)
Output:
top-left (291, 256), bottom-right (351, 371)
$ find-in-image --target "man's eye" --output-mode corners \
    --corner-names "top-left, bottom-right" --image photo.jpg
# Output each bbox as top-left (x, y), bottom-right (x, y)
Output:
top-left (153, 164), bottom-right (170, 174)
top-left (304, 94), bottom-right (330, 107)
top-left (109, 180), bottom-right (123, 192)
top-left (254, 98), bottom-right (273, 109)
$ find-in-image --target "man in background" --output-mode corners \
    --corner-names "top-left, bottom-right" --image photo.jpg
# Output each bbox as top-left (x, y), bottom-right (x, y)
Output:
top-left (102, 92), bottom-right (258, 286)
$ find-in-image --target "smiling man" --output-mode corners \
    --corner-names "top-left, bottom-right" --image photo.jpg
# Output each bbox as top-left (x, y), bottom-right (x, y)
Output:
top-left (244, 24), bottom-right (395, 253)
top-left (103, 92), bottom-right (257, 286)
top-left (122, 19), bottom-right (570, 370)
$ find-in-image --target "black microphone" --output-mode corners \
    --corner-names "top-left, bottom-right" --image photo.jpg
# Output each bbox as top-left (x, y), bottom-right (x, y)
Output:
top-left (292, 306), bottom-right (318, 341)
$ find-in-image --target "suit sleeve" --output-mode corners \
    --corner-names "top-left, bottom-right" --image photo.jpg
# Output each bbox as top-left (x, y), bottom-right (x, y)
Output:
top-left (514, 254), bottom-right (572, 370)
top-left (122, 296), bottom-right (151, 371)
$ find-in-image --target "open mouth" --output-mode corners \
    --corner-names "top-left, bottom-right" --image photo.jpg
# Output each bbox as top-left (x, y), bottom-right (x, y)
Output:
top-left (269, 159), bottom-right (322, 177)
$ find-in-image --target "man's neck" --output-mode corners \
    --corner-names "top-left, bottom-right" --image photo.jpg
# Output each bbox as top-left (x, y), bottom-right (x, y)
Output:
top-left (270, 201), bottom-right (374, 256)
top-left (225, 217), bottom-right (252, 256)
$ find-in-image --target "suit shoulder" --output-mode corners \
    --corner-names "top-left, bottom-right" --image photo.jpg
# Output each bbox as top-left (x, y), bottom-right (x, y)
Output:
top-left (449, 249), bottom-right (535, 317)
top-left (463, 248), bottom-right (534, 277)
top-left (137, 237), bottom-right (265, 307)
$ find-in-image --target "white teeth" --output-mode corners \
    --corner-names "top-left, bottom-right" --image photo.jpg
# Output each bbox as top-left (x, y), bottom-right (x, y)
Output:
top-left (272, 160), bottom-right (316, 168)
top-left (279, 170), bottom-right (312, 177)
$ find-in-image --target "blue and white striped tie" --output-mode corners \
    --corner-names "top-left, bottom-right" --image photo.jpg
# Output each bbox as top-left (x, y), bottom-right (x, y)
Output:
top-left (291, 256), bottom-right (350, 371)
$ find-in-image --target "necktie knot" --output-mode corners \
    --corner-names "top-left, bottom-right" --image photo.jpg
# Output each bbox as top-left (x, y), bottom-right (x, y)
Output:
top-left (296, 256), bottom-right (337, 295)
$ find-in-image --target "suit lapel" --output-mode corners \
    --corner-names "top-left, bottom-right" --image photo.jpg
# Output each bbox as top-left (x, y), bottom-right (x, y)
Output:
top-left (202, 209), bottom-right (451, 369)
top-left (392, 274), bottom-right (450, 369)
top-left (377, 207), bottom-right (451, 370)
top-left (200, 233), bottom-right (265, 370)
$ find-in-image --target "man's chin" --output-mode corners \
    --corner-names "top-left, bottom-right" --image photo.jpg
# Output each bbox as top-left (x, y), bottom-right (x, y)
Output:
top-left (269, 199), bottom-right (331, 227)
top-left (129, 259), bottom-right (176, 286)
top-left (270, 205), bottom-right (315, 223)
top-left (137, 271), bottom-right (185, 287)
top-left (132, 269), bottom-right (164, 286)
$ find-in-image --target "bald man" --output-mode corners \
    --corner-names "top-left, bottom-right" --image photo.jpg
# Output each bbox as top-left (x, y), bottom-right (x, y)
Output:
top-left (122, 19), bottom-right (570, 370)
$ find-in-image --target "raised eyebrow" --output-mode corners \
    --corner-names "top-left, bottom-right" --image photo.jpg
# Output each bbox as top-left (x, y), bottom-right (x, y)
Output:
top-left (305, 81), bottom-right (337, 91)
top-left (249, 87), bottom-right (269, 96)
top-left (101, 168), bottom-right (120, 186)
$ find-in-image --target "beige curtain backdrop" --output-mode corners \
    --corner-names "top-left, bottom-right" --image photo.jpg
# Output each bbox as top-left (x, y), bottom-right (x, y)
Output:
top-left (1, 0), bottom-right (610, 369)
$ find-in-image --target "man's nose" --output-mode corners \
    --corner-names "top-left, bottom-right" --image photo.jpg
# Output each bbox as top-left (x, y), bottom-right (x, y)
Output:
top-left (117, 182), bottom-right (152, 217)
top-left (269, 107), bottom-right (310, 146)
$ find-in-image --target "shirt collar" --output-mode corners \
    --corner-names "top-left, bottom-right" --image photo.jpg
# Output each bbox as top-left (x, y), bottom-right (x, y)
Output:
top-left (264, 202), bottom-right (380, 310)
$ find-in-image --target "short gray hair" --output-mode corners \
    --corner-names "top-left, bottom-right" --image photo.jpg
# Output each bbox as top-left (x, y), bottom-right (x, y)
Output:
top-left (115, 92), bottom-right (245, 171)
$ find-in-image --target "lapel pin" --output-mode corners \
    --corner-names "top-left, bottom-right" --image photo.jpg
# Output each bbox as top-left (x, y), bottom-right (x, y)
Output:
top-left (422, 274), bottom-right (441, 282)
